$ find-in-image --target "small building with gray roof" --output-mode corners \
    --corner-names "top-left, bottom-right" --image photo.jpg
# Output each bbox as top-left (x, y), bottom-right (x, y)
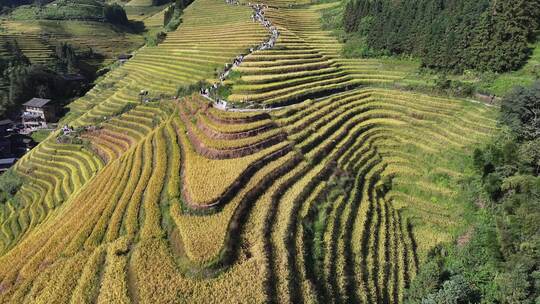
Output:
top-left (21, 98), bottom-right (56, 130)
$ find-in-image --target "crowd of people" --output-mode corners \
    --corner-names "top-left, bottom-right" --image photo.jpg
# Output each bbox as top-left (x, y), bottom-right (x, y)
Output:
top-left (199, 1), bottom-right (280, 110)
top-left (250, 3), bottom-right (279, 50)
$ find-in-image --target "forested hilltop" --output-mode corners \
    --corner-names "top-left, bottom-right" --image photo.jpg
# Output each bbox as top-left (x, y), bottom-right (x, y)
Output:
top-left (342, 0), bottom-right (540, 73)
top-left (0, 0), bottom-right (32, 11)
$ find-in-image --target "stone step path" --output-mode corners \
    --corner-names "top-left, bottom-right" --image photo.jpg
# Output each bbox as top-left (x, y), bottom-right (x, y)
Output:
top-left (201, 0), bottom-right (280, 111)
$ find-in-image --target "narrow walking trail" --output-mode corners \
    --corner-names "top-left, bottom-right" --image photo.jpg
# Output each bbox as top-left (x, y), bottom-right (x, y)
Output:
top-left (200, 0), bottom-right (280, 111)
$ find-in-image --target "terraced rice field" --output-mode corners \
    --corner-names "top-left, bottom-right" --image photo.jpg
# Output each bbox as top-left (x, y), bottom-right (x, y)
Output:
top-left (0, 32), bottom-right (54, 64)
top-left (0, 0), bottom-right (497, 303)
top-left (0, 20), bottom-right (143, 67)
top-left (124, 3), bottom-right (170, 27)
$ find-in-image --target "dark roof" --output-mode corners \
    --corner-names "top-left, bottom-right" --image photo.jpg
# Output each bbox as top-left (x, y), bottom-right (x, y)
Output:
top-left (23, 98), bottom-right (51, 108)
top-left (0, 158), bottom-right (17, 166)
top-left (0, 119), bottom-right (12, 126)
top-left (118, 54), bottom-right (133, 60)
top-left (62, 74), bottom-right (86, 81)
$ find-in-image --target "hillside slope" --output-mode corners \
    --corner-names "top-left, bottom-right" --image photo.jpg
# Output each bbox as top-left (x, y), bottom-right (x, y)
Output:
top-left (0, 0), bottom-right (497, 303)
top-left (0, 19), bottom-right (142, 67)
top-left (0, 0), bottom-right (166, 73)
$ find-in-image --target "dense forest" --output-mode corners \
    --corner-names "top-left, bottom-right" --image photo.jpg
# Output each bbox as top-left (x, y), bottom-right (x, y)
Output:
top-left (343, 0), bottom-right (540, 73)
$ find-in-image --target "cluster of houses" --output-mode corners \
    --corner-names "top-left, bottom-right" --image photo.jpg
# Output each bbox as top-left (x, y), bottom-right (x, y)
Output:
top-left (0, 97), bottom-right (57, 173)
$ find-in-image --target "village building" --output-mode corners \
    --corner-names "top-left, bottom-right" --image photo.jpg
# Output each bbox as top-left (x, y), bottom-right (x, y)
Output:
top-left (0, 137), bottom-right (11, 158)
top-left (61, 73), bottom-right (86, 83)
top-left (0, 158), bottom-right (17, 173)
top-left (21, 98), bottom-right (56, 131)
top-left (118, 54), bottom-right (133, 64)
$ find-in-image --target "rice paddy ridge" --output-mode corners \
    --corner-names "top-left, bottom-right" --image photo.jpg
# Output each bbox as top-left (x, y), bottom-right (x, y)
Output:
top-left (0, 134), bottom-right (104, 253)
top-left (0, 32), bottom-right (55, 64)
top-left (199, 0), bottom-right (357, 109)
top-left (64, 0), bottom-right (271, 154)
top-left (0, 20), bottom-right (144, 69)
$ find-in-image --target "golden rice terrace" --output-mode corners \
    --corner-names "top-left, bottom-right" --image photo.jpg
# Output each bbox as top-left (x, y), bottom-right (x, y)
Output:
top-left (0, 0), bottom-right (497, 303)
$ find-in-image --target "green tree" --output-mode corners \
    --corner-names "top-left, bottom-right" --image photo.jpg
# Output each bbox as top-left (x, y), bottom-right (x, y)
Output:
top-left (342, 0), bottom-right (539, 73)
top-left (0, 170), bottom-right (22, 204)
top-left (55, 42), bottom-right (79, 74)
top-left (471, 0), bottom-right (539, 72)
top-left (500, 82), bottom-right (540, 141)
top-left (423, 275), bottom-right (479, 304)
top-left (342, 0), bottom-right (359, 33)
top-left (405, 260), bottom-right (445, 303)
top-left (104, 3), bottom-right (128, 25)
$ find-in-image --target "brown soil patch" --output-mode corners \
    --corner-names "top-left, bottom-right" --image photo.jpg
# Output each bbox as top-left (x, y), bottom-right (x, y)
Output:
top-left (457, 227), bottom-right (474, 248)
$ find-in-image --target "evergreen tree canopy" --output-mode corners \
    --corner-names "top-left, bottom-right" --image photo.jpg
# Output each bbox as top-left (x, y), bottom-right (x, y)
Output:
top-left (55, 43), bottom-right (79, 74)
top-left (501, 82), bottom-right (540, 141)
top-left (342, 0), bottom-right (540, 73)
top-left (104, 3), bottom-right (129, 25)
